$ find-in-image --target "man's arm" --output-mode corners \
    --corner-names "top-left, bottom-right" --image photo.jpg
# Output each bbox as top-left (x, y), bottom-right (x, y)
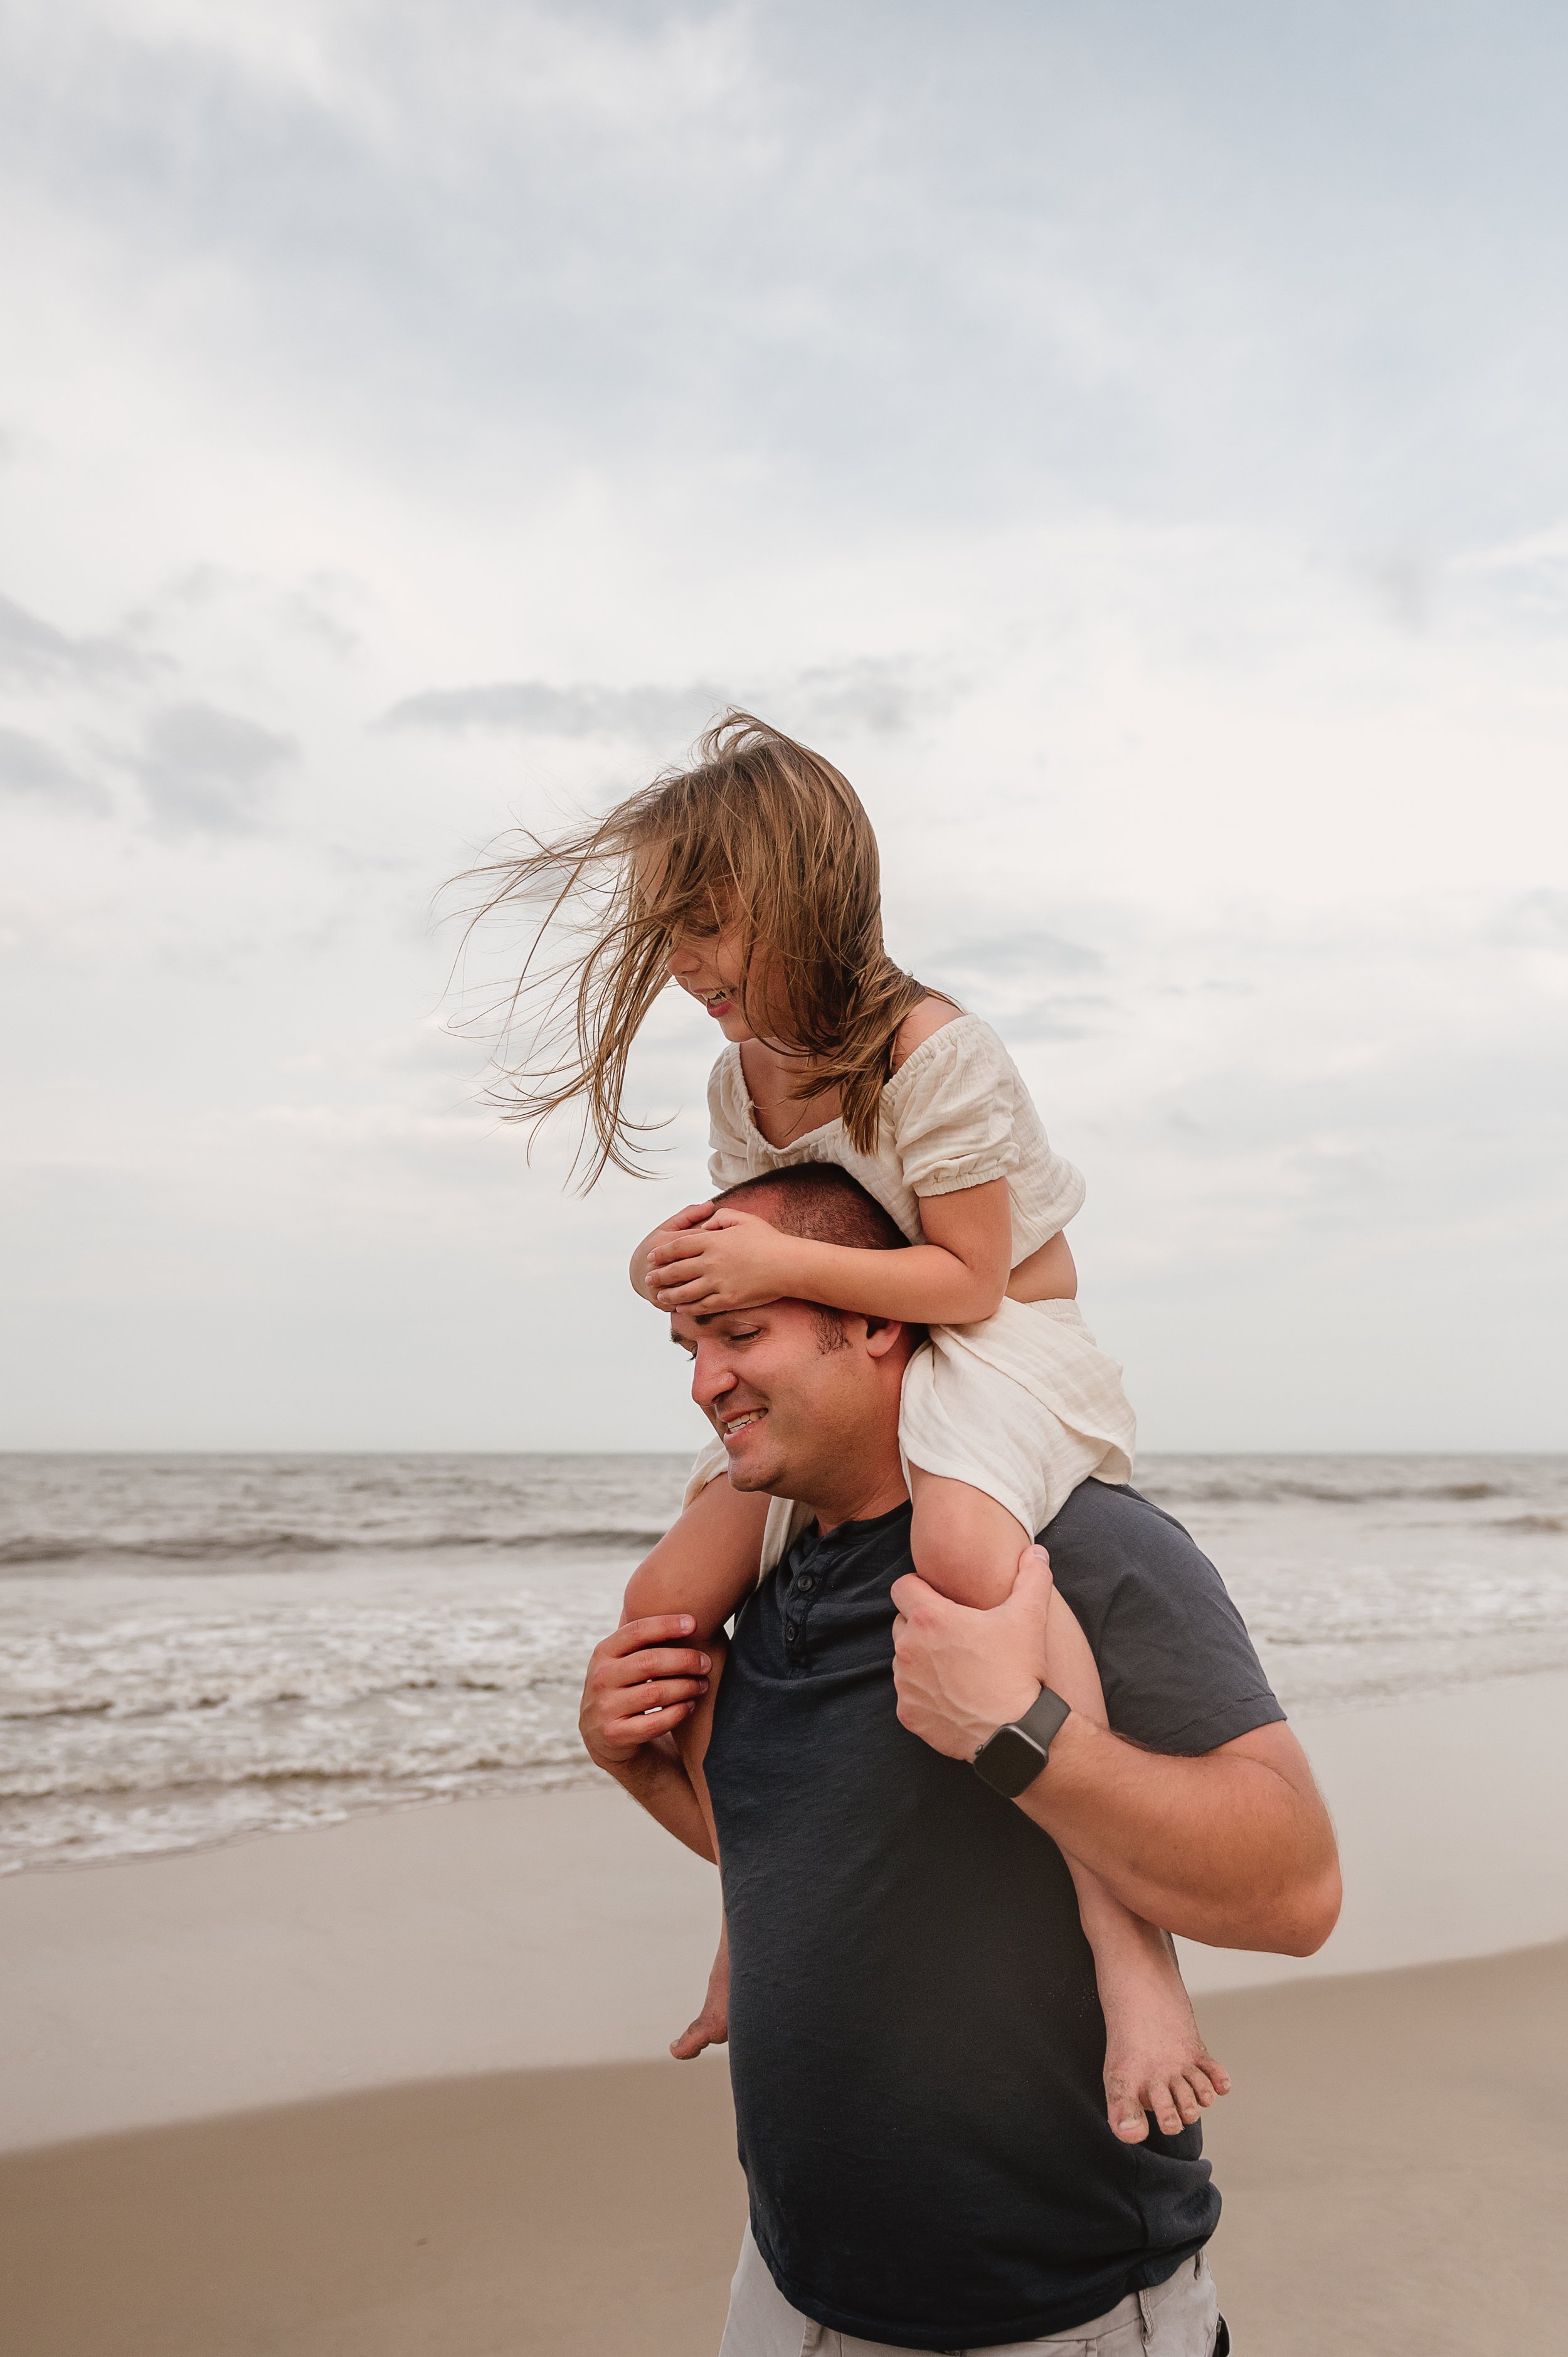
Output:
top-left (1014, 1715), bottom-right (1338, 1955)
top-left (578, 1615), bottom-right (716, 1861)
top-left (891, 1556), bottom-right (1342, 1956)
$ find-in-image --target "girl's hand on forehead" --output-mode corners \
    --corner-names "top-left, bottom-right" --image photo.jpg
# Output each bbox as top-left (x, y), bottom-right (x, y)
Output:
top-left (645, 1206), bottom-right (800, 1312)
top-left (629, 1203), bottom-right (719, 1309)
top-left (654, 1202), bottom-right (719, 1237)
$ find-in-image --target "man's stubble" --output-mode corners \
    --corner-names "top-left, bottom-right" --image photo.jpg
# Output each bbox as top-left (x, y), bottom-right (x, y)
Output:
top-left (723, 1331), bottom-right (905, 1525)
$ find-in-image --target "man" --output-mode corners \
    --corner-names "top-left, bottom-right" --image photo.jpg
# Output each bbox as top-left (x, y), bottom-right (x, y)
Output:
top-left (580, 1164), bottom-right (1340, 2355)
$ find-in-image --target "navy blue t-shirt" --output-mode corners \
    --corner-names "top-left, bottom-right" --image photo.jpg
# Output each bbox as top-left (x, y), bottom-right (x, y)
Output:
top-left (704, 1477), bottom-right (1284, 2351)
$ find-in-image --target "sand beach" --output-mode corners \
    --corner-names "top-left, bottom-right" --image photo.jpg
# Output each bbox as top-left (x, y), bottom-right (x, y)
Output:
top-left (4, 1664), bottom-right (1567, 2355)
top-left (6, 1947), bottom-right (1565, 2356)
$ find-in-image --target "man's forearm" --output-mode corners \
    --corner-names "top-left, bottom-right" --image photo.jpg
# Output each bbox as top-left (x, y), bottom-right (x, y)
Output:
top-left (605, 1734), bottom-right (716, 1862)
top-left (1017, 1718), bottom-right (1339, 1954)
top-left (889, 1556), bottom-right (1342, 1956)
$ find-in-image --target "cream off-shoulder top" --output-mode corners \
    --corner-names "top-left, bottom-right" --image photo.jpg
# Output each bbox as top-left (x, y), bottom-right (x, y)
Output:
top-left (704, 1010), bottom-right (1084, 1262)
top-left (686, 1012), bottom-right (1135, 1570)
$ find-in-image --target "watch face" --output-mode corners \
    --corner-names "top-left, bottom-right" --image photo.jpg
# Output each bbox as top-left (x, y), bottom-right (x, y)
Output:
top-left (974, 1723), bottom-right (1046, 1800)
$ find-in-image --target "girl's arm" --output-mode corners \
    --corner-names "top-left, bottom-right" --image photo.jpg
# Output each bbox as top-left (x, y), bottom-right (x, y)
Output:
top-left (645, 1180), bottom-right (1014, 1326)
top-left (621, 1471), bottom-right (771, 1637)
top-left (629, 1204), bottom-right (719, 1303)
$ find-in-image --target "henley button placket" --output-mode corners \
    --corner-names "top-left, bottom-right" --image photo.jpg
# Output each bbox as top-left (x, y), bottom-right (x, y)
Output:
top-left (785, 1545), bottom-right (825, 1667)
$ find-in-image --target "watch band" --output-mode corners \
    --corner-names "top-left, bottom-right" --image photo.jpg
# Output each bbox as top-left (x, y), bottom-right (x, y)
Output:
top-left (972, 1684), bottom-right (1071, 1799)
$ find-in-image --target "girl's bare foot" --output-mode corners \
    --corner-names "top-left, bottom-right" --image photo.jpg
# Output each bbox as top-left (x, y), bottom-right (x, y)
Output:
top-left (1101, 1962), bottom-right (1231, 2142)
top-left (670, 1921), bottom-right (730, 2060)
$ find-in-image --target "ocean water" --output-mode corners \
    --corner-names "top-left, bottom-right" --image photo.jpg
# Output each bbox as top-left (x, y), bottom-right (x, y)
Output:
top-left (2, 1451), bottom-right (1565, 1873)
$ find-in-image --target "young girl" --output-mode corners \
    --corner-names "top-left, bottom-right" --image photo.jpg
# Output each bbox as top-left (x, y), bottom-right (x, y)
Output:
top-left (472, 711), bottom-right (1227, 2144)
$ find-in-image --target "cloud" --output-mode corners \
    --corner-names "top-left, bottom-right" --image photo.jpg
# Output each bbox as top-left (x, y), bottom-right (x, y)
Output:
top-left (1484, 890), bottom-right (1568, 949)
top-left (379, 659), bottom-right (963, 744)
top-left (128, 565), bottom-right (364, 659)
top-left (781, 660), bottom-right (966, 738)
top-left (937, 928), bottom-right (1106, 983)
top-left (130, 701), bottom-right (297, 836)
top-left (912, 926), bottom-right (1115, 1043)
top-left (1360, 548), bottom-right (1437, 635)
top-left (0, 589), bottom-right (150, 687)
top-left (379, 679), bottom-right (724, 742)
top-left (0, 725), bottom-right (111, 815)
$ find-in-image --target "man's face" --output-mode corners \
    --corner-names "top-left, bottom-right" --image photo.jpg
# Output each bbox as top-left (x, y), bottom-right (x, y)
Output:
top-left (670, 1296), bottom-right (899, 1506)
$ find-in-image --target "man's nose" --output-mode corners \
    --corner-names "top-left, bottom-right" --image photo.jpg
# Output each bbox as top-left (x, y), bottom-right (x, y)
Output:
top-left (689, 1343), bottom-right (734, 1415)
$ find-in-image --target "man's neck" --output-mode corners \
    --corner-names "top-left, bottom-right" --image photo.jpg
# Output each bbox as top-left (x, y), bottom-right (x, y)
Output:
top-left (810, 1462), bottom-right (909, 1536)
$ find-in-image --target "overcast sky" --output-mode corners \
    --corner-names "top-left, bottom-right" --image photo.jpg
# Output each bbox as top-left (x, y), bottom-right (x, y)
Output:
top-left (2, 0), bottom-right (1565, 1455)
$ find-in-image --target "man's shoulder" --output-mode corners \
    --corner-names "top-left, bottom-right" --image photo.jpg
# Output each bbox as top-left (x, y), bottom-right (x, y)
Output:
top-left (1040, 1479), bottom-right (1284, 1755)
top-left (1039, 1477), bottom-right (1212, 1587)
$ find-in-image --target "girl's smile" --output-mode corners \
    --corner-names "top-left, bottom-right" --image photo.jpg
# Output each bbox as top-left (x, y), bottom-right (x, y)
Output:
top-left (667, 928), bottom-right (758, 1041)
top-left (675, 975), bottom-right (751, 1038)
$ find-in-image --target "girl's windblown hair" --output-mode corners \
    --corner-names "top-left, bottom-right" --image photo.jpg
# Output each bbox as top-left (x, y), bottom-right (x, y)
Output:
top-left (452, 711), bottom-right (925, 1186)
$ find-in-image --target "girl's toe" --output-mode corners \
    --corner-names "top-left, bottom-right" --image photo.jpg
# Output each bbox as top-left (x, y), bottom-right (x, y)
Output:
top-left (1104, 2076), bottom-right (1150, 2143)
top-left (1152, 2084), bottom-right (1184, 2134)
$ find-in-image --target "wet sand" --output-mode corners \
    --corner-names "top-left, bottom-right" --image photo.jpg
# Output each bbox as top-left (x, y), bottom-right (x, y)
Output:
top-left (3, 1940), bottom-right (1564, 2356)
top-left (3, 1670), bottom-right (1566, 2351)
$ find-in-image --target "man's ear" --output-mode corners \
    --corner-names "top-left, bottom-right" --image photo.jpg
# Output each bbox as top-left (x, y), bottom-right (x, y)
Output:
top-left (861, 1316), bottom-right (908, 1361)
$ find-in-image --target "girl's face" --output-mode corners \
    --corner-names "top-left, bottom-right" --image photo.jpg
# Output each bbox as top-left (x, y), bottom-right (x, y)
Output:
top-left (666, 917), bottom-right (758, 1042)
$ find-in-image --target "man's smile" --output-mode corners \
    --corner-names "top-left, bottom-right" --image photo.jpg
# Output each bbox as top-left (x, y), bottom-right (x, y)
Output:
top-left (720, 1407), bottom-right (767, 1443)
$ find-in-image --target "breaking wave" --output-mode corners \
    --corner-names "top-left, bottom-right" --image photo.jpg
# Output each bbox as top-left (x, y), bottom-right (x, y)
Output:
top-left (2, 1448), bottom-right (1564, 1872)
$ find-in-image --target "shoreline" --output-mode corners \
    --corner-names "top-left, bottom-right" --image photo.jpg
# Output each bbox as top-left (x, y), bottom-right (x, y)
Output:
top-left (4, 1941), bottom-right (1564, 2356)
top-left (9, 1647), bottom-right (1562, 1893)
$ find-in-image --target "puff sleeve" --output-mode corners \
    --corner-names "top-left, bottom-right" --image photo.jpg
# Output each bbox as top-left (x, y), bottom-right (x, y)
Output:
top-left (884, 1018), bottom-right (1025, 1198)
top-left (706, 1049), bottom-right (755, 1193)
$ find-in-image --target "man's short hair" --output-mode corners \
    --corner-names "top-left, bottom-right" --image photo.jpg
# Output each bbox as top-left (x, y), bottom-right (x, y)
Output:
top-left (713, 1161), bottom-right (907, 1253)
top-left (712, 1164), bottom-right (911, 1349)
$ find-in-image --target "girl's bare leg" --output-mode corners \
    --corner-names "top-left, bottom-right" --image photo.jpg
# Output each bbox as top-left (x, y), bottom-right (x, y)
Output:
top-left (621, 1476), bottom-right (766, 2062)
top-left (908, 1468), bottom-right (1230, 2143)
top-left (670, 1639), bottom-right (731, 2058)
top-left (621, 1472), bottom-right (761, 1865)
top-left (670, 1910), bottom-right (730, 2060)
top-left (1036, 1583), bottom-right (1231, 2139)
top-left (622, 1474), bottom-right (770, 1638)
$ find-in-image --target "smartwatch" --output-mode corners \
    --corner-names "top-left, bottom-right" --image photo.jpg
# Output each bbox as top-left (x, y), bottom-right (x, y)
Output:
top-left (972, 1685), bottom-right (1071, 1799)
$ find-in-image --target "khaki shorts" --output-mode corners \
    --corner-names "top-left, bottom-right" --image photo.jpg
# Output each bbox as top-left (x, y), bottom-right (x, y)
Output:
top-left (717, 2227), bottom-right (1224, 2357)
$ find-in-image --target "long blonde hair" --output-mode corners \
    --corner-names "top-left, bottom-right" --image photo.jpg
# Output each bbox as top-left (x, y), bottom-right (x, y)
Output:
top-left (452, 711), bottom-right (926, 1185)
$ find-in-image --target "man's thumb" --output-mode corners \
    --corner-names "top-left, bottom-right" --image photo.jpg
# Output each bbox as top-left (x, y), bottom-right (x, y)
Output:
top-left (1009, 1545), bottom-right (1054, 1607)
